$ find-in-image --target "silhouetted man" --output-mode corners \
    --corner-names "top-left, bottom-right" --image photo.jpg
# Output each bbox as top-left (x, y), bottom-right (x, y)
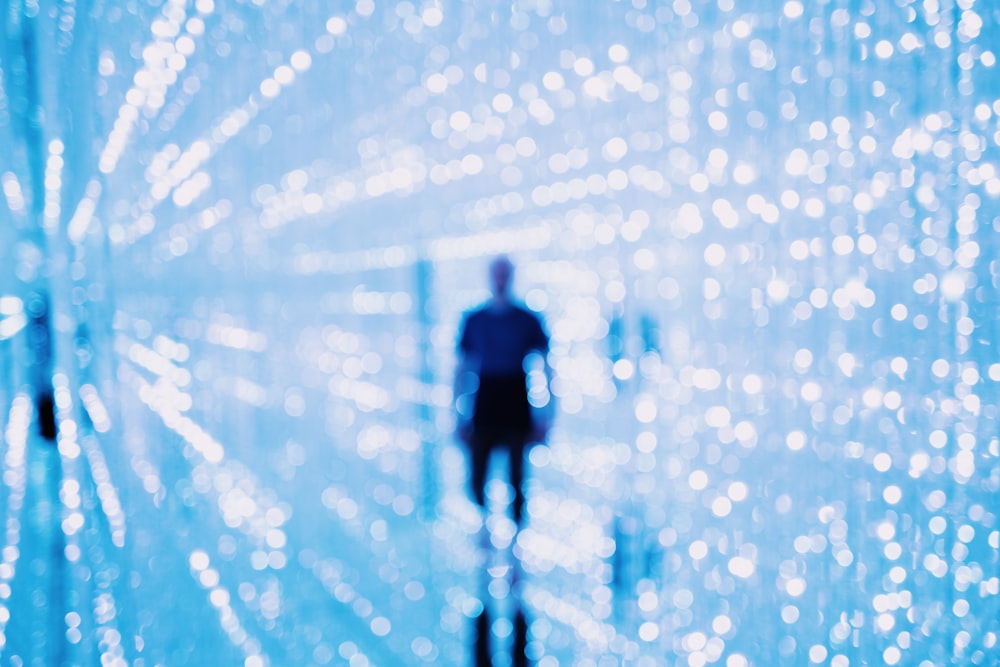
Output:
top-left (455, 255), bottom-right (552, 525)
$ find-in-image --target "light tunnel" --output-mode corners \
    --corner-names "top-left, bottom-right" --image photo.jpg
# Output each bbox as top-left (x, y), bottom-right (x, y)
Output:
top-left (1, 1), bottom-right (999, 666)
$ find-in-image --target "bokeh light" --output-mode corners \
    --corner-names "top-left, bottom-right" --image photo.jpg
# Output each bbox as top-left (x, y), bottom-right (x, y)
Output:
top-left (1, 1), bottom-right (999, 666)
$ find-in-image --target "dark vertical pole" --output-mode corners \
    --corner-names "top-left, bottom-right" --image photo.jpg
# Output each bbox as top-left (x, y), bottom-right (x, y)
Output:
top-left (2, 3), bottom-right (67, 665)
top-left (26, 293), bottom-right (56, 442)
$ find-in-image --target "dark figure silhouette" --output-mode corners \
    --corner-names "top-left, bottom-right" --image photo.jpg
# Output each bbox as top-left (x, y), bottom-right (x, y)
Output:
top-left (454, 255), bottom-right (552, 525)
top-left (26, 293), bottom-right (57, 442)
top-left (457, 256), bottom-right (550, 667)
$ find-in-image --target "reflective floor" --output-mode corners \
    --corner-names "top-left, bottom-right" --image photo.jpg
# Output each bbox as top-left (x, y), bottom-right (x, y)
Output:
top-left (2, 1), bottom-right (1000, 666)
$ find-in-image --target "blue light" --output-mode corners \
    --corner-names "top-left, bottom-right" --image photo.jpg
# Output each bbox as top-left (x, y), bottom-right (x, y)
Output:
top-left (1, 2), bottom-right (999, 665)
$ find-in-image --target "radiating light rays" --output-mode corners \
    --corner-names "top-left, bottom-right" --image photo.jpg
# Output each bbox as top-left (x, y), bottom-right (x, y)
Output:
top-left (99, 0), bottom-right (206, 175)
top-left (188, 549), bottom-right (270, 667)
top-left (0, 173), bottom-right (26, 219)
top-left (50, 373), bottom-right (134, 666)
top-left (42, 140), bottom-right (64, 235)
top-left (106, 8), bottom-right (323, 247)
top-left (120, 336), bottom-right (193, 390)
top-left (0, 395), bottom-right (30, 652)
top-left (114, 312), bottom-right (443, 661)
top-left (76, 425), bottom-right (126, 547)
top-left (2, 0), bottom-right (1000, 665)
top-left (244, 141), bottom-right (648, 240)
top-left (66, 178), bottom-right (103, 245)
top-left (307, 552), bottom-right (432, 664)
top-left (97, 2), bottom-right (720, 273)
top-left (203, 321), bottom-right (268, 353)
top-left (290, 243), bottom-right (414, 276)
top-left (0, 297), bottom-right (26, 341)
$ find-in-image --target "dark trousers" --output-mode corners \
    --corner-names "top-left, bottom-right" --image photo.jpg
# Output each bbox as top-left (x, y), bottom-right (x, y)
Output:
top-left (470, 375), bottom-right (532, 523)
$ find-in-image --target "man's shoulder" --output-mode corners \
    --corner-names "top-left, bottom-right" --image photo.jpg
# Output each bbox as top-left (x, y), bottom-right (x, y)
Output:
top-left (463, 305), bottom-right (490, 322)
top-left (513, 303), bottom-right (544, 322)
top-left (464, 302), bottom-right (544, 324)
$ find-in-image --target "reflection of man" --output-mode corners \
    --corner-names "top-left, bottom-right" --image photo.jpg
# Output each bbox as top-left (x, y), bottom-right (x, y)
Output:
top-left (455, 255), bottom-right (552, 525)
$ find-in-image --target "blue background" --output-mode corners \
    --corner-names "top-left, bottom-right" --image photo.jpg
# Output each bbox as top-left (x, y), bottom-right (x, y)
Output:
top-left (1, 1), bottom-right (999, 665)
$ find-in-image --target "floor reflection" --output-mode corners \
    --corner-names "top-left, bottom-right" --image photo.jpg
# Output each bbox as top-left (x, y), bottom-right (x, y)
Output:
top-left (472, 524), bottom-right (533, 667)
top-left (1, 1), bottom-right (999, 665)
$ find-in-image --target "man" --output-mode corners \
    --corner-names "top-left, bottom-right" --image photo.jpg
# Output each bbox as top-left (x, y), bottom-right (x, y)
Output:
top-left (454, 255), bottom-right (552, 525)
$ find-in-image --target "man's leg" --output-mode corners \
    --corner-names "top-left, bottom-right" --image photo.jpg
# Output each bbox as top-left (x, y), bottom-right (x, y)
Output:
top-left (508, 436), bottom-right (528, 524)
top-left (470, 433), bottom-right (492, 509)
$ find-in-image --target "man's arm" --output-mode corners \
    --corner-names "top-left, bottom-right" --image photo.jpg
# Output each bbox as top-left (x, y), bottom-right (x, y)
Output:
top-left (453, 337), bottom-right (477, 444)
top-left (527, 346), bottom-right (555, 444)
top-left (453, 312), bottom-right (474, 443)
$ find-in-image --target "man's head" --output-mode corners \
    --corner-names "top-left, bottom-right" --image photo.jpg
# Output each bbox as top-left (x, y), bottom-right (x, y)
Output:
top-left (489, 254), bottom-right (514, 299)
